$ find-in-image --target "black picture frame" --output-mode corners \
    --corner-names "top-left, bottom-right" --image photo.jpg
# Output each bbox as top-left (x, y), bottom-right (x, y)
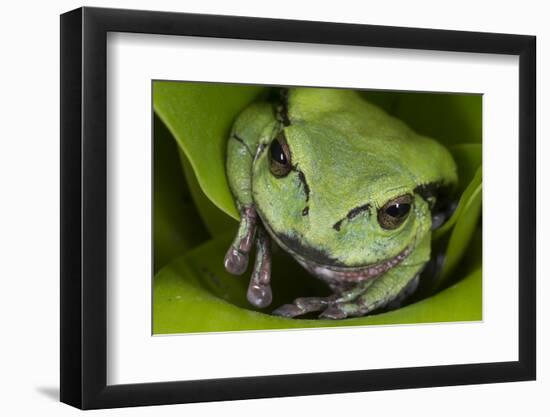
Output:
top-left (60, 6), bottom-right (536, 410)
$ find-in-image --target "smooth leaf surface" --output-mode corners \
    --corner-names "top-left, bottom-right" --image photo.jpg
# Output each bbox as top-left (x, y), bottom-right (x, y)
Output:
top-left (440, 171), bottom-right (482, 281)
top-left (448, 143), bottom-right (482, 192)
top-left (153, 115), bottom-right (209, 271)
top-left (435, 167), bottom-right (482, 238)
top-left (178, 148), bottom-right (238, 237)
top-left (153, 82), bottom-right (266, 220)
top-left (361, 91), bottom-right (482, 145)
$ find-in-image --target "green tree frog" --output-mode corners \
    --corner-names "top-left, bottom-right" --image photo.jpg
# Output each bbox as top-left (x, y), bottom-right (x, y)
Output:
top-left (224, 88), bottom-right (457, 319)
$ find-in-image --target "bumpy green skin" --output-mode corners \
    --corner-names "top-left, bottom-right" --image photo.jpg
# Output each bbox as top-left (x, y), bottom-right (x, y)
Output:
top-left (224, 88), bottom-right (457, 319)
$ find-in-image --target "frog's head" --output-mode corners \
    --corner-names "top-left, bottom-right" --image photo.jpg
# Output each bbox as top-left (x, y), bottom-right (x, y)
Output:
top-left (251, 88), bottom-right (456, 283)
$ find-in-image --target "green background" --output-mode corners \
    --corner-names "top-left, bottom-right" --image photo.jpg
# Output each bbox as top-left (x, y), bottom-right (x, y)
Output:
top-left (152, 82), bottom-right (482, 334)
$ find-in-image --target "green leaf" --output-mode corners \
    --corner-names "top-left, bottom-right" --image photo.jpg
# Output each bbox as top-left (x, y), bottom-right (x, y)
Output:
top-left (153, 82), bottom-right (266, 220)
top-left (178, 148), bottom-right (238, 237)
top-left (431, 144), bottom-right (482, 287)
top-left (361, 91), bottom-right (482, 146)
top-left (153, 115), bottom-right (209, 271)
top-left (435, 167), bottom-right (482, 238)
top-left (439, 169), bottom-right (482, 281)
top-left (153, 232), bottom-right (481, 334)
top-left (448, 143), bottom-right (482, 193)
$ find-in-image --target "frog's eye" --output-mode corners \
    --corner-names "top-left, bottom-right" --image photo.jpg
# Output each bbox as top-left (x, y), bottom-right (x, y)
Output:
top-left (268, 132), bottom-right (292, 177)
top-left (378, 194), bottom-right (413, 230)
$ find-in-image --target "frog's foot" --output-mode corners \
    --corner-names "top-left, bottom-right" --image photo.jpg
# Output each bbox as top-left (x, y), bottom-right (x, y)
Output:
top-left (224, 206), bottom-right (257, 275)
top-left (272, 296), bottom-right (334, 318)
top-left (319, 305), bottom-right (348, 320)
top-left (246, 226), bottom-right (273, 308)
top-left (273, 280), bottom-right (374, 318)
top-left (319, 273), bottom-right (422, 319)
top-left (318, 298), bottom-right (385, 320)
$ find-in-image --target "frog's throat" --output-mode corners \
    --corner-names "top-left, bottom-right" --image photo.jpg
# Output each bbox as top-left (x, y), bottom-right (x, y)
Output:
top-left (258, 214), bottom-right (413, 283)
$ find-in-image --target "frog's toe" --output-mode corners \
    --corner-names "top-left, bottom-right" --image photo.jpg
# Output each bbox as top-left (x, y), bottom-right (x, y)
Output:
top-left (272, 296), bottom-right (333, 318)
top-left (272, 304), bottom-right (303, 318)
top-left (247, 284), bottom-right (272, 308)
top-left (319, 305), bottom-right (348, 320)
top-left (224, 247), bottom-right (249, 275)
top-left (295, 297), bottom-right (329, 311)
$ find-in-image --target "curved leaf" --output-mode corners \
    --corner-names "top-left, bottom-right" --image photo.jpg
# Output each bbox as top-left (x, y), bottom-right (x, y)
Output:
top-left (435, 167), bottom-right (482, 238)
top-left (448, 143), bottom-right (482, 192)
top-left (153, 82), bottom-right (266, 220)
top-left (392, 92), bottom-right (482, 146)
top-left (440, 172), bottom-right (482, 280)
top-left (178, 148), bottom-right (237, 236)
top-left (361, 91), bottom-right (482, 146)
top-left (153, 115), bottom-right (209, 271)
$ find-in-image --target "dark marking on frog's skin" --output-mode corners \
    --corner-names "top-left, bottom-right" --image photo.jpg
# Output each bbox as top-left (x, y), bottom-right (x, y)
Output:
top-left (414, 181), bottom-right (444, 207)
top-left (414, 181), bottom-right (457, 228)
top-left (302, 206), bottom-right (309, 216)
top-left (332, 203), bottom-right (372, 231)
top-left (277, 233), bottom-right (342, 267)
top-left (347, 203), bottom-right (372, 220)
top-left (292, 166), bottom-right (310, 202)
top-left (231, 134), bottom-right (254, 157)
top-left (277, 88), bottom-right (291, 127)
top-left (332, 219), bottom-right (344, 232)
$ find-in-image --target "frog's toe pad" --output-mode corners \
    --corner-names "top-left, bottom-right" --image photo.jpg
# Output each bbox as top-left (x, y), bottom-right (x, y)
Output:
top-left (247, 284), bottom-right (272, 308)
top-left (319, 305), bottom-right (348, 320)
top-left (224, 247), bottom-right (249, 275)
top-left (272, 304), bottom-right (302, 318)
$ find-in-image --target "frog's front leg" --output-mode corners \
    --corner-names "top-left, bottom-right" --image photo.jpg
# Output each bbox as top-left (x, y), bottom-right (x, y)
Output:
top-left (224, 102), bottom-right (278, 306)
top-left (246, 226), bottom-right (273, 308)
top-left (224, 206), bottom-right (274, 308)
top-left (224, 205), bottom-right (257, 275)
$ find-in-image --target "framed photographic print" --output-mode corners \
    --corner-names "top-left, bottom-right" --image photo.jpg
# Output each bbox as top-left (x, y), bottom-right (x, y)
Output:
top-left (60, 6), bottom-right (536, 409)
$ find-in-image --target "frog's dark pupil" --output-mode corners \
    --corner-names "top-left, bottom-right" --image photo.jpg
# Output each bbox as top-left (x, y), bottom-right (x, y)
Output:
top-left (270, 140), bottom-right (287, 165)
top-left (386, 203), bottom-right (410, 218)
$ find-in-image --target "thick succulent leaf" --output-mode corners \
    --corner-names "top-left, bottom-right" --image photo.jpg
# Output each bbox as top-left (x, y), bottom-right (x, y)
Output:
top-left (153, 231), bottom-right (481, 334)
top-left (153, 82), bottom-right (266, 220)
top-left (440, 170), bottom-right (482, 279)
top-left (435, 167), bottom-right (482, 237)
top-left (448, 143), bottom-right (482, 192)
top-left (153, 115), bottom-right (209, 271)
top-left (361, 91), bottom-right (482, 146)
top-left (178, 148), bottom-right (238, 236)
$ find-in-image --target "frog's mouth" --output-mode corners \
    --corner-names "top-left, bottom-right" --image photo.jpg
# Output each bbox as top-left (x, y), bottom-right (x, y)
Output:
top-left (260, 219), bottom-right (412, 284)
top-left (293, 246), bottom-right (412, 283)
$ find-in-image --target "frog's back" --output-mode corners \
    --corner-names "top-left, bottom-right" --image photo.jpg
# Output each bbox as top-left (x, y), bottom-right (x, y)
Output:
top-left (286, 87), bottom-right (457, 191)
